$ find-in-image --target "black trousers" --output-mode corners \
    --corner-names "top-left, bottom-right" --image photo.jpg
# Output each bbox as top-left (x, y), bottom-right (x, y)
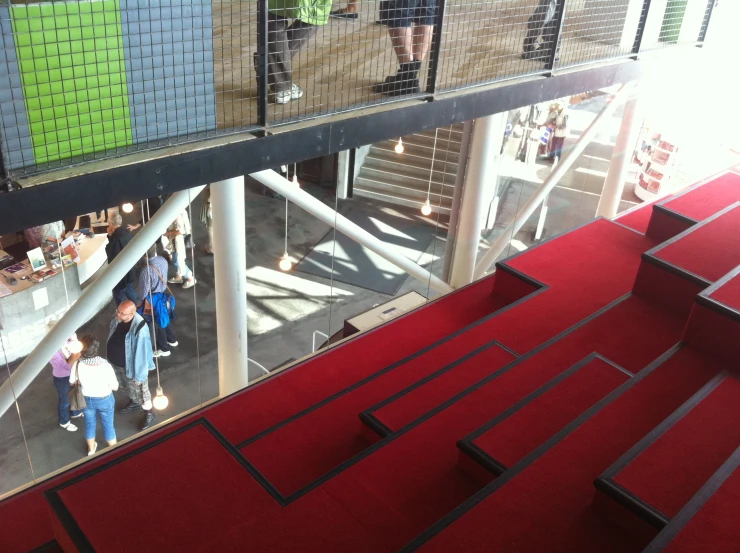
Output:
top-left (523, 0), bottom-right (561, 59)
top-left (150, 322), bottom-right (177, 352)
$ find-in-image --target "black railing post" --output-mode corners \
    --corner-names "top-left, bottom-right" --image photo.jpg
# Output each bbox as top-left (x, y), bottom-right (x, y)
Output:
top-left (697, 0), bottom-right (718, 43)
top-left (425, 0), bottom-right (448, 94)
top-left (257, 0), bottom-right (269, 127)
top-left (631, 0), bottom-right (653, 55)
top-left (546, 0), bottom-right (566, 72)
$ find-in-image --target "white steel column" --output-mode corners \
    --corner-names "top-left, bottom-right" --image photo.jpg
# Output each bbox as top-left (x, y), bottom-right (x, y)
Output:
top-left (449, 113), bottom-right (506, 289)
top-left (596, 93), bottom-right (642, 218)
top-left (211, 176), bottom-right (250, 396)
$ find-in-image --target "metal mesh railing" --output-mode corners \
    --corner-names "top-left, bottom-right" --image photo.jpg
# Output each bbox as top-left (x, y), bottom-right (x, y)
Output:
top-left (0, 0), bottom-right (717, 177)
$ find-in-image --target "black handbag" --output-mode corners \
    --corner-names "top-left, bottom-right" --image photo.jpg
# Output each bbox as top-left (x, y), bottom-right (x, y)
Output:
top-left (68, 362), bottom-right (86, 412)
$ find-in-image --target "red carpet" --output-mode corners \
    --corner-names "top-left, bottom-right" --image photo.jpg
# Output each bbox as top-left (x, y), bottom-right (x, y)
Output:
top-left (611, 375), bottom-right (740, 519)
top-left (411, 347), bottom-right (720, 553)
top-left (646, 448), bottom-right (740, 553)
top-left (661, 171), bottom-right (740, 221)
top-left (5, 170), bottom-right (740, 553)
top-left (711, 269), bottom-right (740, 310)
top-left (467, 356), bottom-right (631, 471)
top-left (615, 201), bottom-right (657, 234)
top-left (652, 203), bottom-right (740, 282)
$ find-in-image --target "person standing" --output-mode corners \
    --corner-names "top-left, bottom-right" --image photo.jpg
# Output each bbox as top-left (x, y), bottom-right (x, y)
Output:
top-left (69, 335), bottom-right (119, 456)
top-left (106, 213), bottom-right (139, 305)
top-left (546, 101), bottom-right (568, 160)
top-left (108, 300), bottom-right (157, 430)
top-left (137, 244), bottom-right (178, 358)
top-left (165, 210), bottom-right (196, 289)
top-left (253, 0), bottom-right (332, 105)
top-left (522, 0), bottom-right (562, 62)
top-left (24, 220), bottom-right (65, 249)
top-left (50, 333), bottom-right (84, 432)
top-left (373, 0), bottom-right (437, 97)
top-left (199, 186), bottom-right (214, 255)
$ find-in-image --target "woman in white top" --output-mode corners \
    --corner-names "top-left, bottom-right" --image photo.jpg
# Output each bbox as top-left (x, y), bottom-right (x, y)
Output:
top-left (69, 335), bottom-right (119, 456)
top-left (164, 210), bottom-right (196, 289)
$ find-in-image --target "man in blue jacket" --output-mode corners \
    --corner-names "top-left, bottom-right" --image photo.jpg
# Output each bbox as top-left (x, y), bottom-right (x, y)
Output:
top-left (108, 301), bottom-right (157, 430)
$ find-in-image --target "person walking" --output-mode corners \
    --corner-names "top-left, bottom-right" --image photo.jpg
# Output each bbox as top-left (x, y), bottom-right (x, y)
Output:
top-left (69, 335), bottom-right (119, 456)
top-left (106, 212), bottom-right (139, 305)
top-left (253, 0), bottom-right (332, 105)
top-left (50, 333), bottom-right (84, 432)
top-left (108, 300), bottom-right (157, 430)
top-left (165, 210), bottom-right (196, 289)
top-left (373, 0), bottom-right (437, 96)
top-left (137, 244), bottom-right (178, 358)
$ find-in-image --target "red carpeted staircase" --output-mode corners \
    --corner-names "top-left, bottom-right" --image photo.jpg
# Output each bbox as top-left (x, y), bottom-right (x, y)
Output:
top-left (2, 169), bottom-right (740, 553)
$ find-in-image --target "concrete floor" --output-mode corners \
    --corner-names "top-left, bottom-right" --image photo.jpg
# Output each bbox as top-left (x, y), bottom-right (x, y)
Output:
top-left (0, 98), bottom-right (640, 497)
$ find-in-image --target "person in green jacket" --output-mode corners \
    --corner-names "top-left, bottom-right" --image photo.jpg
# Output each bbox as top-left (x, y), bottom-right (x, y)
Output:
top-left (257, 0), bottom-right (332, 105)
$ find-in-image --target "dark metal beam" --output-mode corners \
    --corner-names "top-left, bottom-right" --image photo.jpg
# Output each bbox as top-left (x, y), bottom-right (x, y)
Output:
top-left (0, 56), bottom-right (674, 234)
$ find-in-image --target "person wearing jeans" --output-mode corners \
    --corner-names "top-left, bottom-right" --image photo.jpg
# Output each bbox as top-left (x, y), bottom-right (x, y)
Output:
top-left (50, 334), bottom-right (84, 431)
top-left (165, 211), bottom-right (196, 289)
top-left (69, 336), bottom-right (119, 456)
top-left (137, 244), bottom-right (179, 357)
top-left (106, 213), bottom-right (139, 305)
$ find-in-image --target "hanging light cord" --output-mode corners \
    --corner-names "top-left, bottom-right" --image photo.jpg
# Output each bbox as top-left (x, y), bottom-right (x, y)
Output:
top-left (284, 199), bottom-right (289, 254)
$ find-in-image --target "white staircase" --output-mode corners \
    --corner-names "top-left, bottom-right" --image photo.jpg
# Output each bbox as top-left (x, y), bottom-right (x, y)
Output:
top-left (353, 125), bottom-right (465, 215)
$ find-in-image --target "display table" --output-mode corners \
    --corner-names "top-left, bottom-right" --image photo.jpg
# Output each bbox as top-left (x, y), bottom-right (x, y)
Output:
top-left (343, 291), bottom-right (427, 337)
top-left (0, 255), bottom-right (81, 363)
top-left (76, 234), bottom-right (109, 285)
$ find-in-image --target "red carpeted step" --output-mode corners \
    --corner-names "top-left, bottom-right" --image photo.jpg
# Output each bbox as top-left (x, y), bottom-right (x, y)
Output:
top-left (232, 221), bottom-right (653, 497)
top-left (709, 266), bottom-right (740, 310)
top-left (597, 373), bottom-right (740, 527)
top-left (660, 170), bottom-right (740, 222)
top-left (459, 355), bottom-right (631, 475)
top-left (615, 200), bottom-right (659, 234)
top-left (319, 295), bottom-right (686, 551)
top-left (642, 446), bottom-right (740, 553)
top-left (405, 346), bottom-right (721, 553)
top-left (241, 342), bottom-right (516, 496)
top-left (649, 202), bottom-right (740, 283)
top-left (204, 273), bottom-right (521, 444)
top-left (361, 341), bottom-right (520, 437)
top-left (47, 421), bottom-right (387, 553)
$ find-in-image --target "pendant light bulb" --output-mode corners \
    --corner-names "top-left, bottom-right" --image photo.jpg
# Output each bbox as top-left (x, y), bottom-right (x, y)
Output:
top-left (279, 252), bottom-right (293, 272)
top-left (153, 386), bottom-right (169, 411)
top-left (421, 199), bottom-right (432, 216)
top-left (121, 202), bottom-right (134, 214)
top-left (68, 339), bottom-right (83, 354)
top-left (394, 138), bottom-right (404, 154)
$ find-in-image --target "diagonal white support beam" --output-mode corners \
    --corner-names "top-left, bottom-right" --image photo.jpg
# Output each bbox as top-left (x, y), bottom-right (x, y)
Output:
top-left (472, 82), bottom-right (636, 280)
top-left (250, 170), bottom-right (454, 295)
top-left (0, 186), bottom-right (205, 419)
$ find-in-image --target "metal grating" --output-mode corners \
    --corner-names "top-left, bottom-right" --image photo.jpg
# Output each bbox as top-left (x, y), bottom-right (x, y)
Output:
top-left (0, 0), bottom-right (718, 177)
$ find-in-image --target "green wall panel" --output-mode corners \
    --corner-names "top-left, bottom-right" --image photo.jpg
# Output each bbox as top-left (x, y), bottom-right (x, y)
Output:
top-left (11, 0), bottom-right (132, 165)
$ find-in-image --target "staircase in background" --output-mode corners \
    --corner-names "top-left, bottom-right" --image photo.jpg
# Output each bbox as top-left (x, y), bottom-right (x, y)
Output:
top-left (353, 125), bottom-right (465, 215)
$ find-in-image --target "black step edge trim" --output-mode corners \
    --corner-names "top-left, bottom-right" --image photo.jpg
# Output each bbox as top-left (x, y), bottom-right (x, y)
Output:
top-left (28, 541), bottom-right (61, 553)
top-left (359, 340), bottom-right (519, 438)
top-left (643, 444), bottom-right (740, 552)
top-left (456, 352), bottom-right (631, 476)
top-left (399, 343), bottom-right (685, 552)
top-left (694, 264), bottom-right (740, 324)
top-left (641, 202), bottom-right (740, 288)
top-left (594, 371), bottom-right (727, 529)
top-left (45, 418), bottom-right (259, 553)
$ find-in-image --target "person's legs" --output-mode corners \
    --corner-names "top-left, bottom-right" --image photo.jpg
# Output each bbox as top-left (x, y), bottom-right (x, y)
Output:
top-left (54, 376), bottom-right (75, 428)
top-left (550, 136), bottom-right (565, 159)
top-left (83, 398), bottom-right (97, 454)
top-left (152, 322), bottom-right (172, 354)
top-left (164, 324), bottom-right (177, 346)
top-left (136, 379), bottom-right (155, 430)
top-left (412, 24), bottom-right (433, 61)
top-left (267, 14), bottom-right (294, 96)
top-left (98, 394), bottom-right (117, 446)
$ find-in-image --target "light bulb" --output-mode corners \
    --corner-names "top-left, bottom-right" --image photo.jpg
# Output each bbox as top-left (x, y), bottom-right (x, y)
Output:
top-left (153, 386), bottom-right (169, 411)
top-left (279, 252), bottom-right (292, 272)
top-left (421, 199), bottom-right (432, 216)
top-left (394, 138), bottom-right (404, 154)
top-left (292, 174), bottom-right (300, 187)
top-left (122, 202), bottom-right (134, 213)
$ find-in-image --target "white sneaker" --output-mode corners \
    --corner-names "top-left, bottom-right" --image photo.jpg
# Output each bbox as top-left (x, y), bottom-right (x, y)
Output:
top-left (168, 276), bottom-right (183, 284)
top-left (154, 350), bottom-right (171, 358)
top-left (182, 278), bottom-right (196, 289)
top-left (274, 89), bottom-right (292, 104)
top-left (88, 442), bottom-right (98, 456)
top-left (168, 341), bottom-right (179, 347)
top-left (291, 83), bottom-right (304, 100)
top-left (71, 412), bottom-right (84, 419)
top-left (60, 422), bottom-right (77, 432)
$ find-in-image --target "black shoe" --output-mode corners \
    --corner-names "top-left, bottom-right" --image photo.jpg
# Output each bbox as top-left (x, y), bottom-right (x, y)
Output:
top-left (119, 401), bottom-right (142, 414)
top-left (330, 9), bottom-right (359, 20)
top-left (372, 72), bottom-right (421, 96)
top-left (141, 410), bottom-right (156, 430)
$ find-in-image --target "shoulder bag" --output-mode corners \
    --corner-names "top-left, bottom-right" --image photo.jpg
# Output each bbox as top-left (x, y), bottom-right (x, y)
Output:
top-left (68, 362), bottom-right (86, 411)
